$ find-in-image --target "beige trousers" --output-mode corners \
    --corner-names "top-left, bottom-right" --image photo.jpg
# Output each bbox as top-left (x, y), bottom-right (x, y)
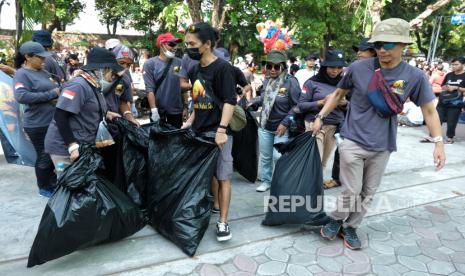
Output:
top-left (330, 139), bottom-right (390, 228)
top-left (305, 121), bottom-right (337, 168)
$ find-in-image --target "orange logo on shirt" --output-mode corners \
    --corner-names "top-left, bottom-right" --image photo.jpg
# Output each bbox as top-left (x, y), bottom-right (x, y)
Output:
top-left (192, 80), bottom-right (206, 101)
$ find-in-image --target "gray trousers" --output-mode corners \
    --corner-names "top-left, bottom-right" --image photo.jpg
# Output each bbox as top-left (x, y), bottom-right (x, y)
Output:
top-left (330, 139), bottom-right (390, 228)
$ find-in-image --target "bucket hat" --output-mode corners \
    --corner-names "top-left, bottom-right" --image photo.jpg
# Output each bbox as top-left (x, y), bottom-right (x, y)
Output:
top-left (266, 50), bottom-right (287, 64)
top-left (32, 30), bottom-right (53, 48)
top-left (320, 50), bottom-right (347, 67)
top-left (81, 47), bottom-right (124, 72)
top-left (368, 18), bottom-right (413, 44)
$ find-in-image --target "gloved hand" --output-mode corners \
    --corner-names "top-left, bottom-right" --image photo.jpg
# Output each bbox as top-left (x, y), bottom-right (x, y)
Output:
top-left (151, 108), bottom-right (160, 122)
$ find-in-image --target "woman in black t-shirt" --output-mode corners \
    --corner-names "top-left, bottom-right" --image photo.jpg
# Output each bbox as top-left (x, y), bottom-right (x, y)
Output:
top-left (437, 56), bottom-right (465, 144)
top-left (183, 22), bottom-right (236, 242)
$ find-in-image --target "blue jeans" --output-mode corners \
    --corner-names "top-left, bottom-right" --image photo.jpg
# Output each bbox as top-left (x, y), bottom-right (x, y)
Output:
top-left (258, 128), bottom-right (289, 184)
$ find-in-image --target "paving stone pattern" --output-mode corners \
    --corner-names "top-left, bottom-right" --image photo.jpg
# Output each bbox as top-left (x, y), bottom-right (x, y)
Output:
top-left (179, 197), bottom-right (465, 276)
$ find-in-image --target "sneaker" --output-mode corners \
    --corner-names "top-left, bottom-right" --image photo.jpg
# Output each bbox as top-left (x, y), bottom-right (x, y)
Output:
top-left (256, 182), bottom-right (271, 192)
top-left (320, 218), bottom-right (343, 240)
top-left (212, 207), bottom-right (220, 214)
top-left (216, 221), bottom-right (232, 242)
top-left (340, 226), bottom-right (362, 250)
top-left (38, 188), bottom-right (53, 198)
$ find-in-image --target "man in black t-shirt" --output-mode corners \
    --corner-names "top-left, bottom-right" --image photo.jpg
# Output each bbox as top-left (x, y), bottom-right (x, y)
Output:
top-left (437, 56), bottom-right (465, 143)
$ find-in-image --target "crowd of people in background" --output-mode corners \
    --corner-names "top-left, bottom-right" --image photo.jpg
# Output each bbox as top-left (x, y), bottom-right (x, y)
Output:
top-left (0, 17), bottom-right (462, 251)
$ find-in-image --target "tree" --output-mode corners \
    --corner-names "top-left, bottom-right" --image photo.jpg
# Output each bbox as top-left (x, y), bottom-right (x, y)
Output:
top-left (95, 0), bottom-right (126, 35)
top-left (409, 0), bottom-right (452, 29)
top-left (187, 0), bottom-right (203, 23)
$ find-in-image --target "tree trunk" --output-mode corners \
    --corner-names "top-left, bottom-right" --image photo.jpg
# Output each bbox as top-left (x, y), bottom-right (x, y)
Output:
top-left (370, 0), bottom-right (383, 31)
top-left (112, 19), bottom-right (118, 35)
top-left (414, 30), bottom-right (428, 57)
top-left (47, 17), bottom-right (61, 33)
top-left (187, 0), bottom-right (202, 23)
top-left (211, 0), bottom-right (224, 28)
top-left (15, 0), bottom-right (23, 49)
top-left (409, 0), bottom-right (451, 29)
top-left (106, 18), bottom-right (111, 35)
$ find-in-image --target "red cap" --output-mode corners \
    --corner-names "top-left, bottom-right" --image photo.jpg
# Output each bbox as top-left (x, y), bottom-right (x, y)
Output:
top-left (156, 33), bottom-right (183, 48)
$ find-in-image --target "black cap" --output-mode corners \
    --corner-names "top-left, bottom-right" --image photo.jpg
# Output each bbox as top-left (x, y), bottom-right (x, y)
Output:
top-left (320, 50), bottom-right (347, 67)
top-left (304, 54), bottom-right (317, 61)
top-left (19, 41), bottom-right (52, 58)
top-left (81, 47), bottom-right (124, 72)
top-left (352, 38), bottom-right (374, 52)
top-left (32, 30), bottom-right (54, 48)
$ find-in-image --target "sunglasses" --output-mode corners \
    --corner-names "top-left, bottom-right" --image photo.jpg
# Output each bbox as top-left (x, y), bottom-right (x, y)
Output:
top-left (373, 42), bottom-right (397, 50)
top-left (266, 63), bottom-right (282, 71)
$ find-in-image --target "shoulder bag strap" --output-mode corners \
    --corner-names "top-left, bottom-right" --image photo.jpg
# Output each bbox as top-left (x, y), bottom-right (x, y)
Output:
top-left (155, 58), bottom-right (174, 90)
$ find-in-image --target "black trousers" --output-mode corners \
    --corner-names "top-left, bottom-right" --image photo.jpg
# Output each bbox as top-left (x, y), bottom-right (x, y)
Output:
top-left (437, 104), bottom-right (462, 138)
top-left (24, 126), bottom-right (56, 189)
top-left (161, 113), bottom-right (183, 129)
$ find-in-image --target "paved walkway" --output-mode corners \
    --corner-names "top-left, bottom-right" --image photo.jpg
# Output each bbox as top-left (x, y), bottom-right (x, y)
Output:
top-left (154, 197), bottom-right (465, 276)
top-left (0, 125), bottom-right (464, 276)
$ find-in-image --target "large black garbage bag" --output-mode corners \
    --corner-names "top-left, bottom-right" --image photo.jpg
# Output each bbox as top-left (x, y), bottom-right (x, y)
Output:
top-left (27, 145), bottom-right (145, 267)
top-left (262, 132), bottom-right (328, 226)
top-left (232, 109), bottom-right (258, 182)
top-left (100, 123), bottom-right (125, 189)
top-left (114, 118), bottom-right (153, 208)
top-left (148, 124), bottom-right (219, 256)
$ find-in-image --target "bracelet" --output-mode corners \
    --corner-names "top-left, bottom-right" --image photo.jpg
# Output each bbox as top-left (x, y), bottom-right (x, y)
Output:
top-left (218, 125), bottom-right (228, 130)
top-left (68, 143), bottom-right (79, 154)
top-left (123, 111), bottom-right (132, 117)
top-left (315, 114), bottom-right (325, 120)
top-left (431, 136), bottom-right (443, 143)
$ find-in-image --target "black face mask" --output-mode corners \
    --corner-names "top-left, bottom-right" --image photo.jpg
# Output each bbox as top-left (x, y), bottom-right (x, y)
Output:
top-left (186, 48), bottom-right (202, 61)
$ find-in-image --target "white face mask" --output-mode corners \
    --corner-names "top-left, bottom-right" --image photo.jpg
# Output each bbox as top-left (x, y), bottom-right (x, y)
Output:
top-left (96, 69), bottom-right (113, 93)
top-left (163, 45), bottom-right (175, 59)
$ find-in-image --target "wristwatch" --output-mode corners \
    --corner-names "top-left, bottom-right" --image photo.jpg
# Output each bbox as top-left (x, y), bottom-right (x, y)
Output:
top-left (315, 114), bottom-right (325, 120)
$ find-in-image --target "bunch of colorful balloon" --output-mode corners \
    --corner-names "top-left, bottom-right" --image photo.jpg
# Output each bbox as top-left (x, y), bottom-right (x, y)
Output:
top-left (256, 19), bottom-right (293, 53)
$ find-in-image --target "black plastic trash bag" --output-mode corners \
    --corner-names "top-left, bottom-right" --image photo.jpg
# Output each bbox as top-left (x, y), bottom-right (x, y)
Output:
top-left (114, 118), bottom-right (152, 208)
top-left (27, 145), bottom-right (145, 267)
top-left (262, 132), bottom-right (328, 226)
top-left (147, 124), bottom-right (219, 256)
top-left (232, 108), bottom-right (258, 182)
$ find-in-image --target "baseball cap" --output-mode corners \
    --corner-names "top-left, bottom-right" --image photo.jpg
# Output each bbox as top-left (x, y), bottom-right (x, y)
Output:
top-left (352, 38), bottom-right (375, 52)
top-left (368, 18), bottom-right (413, 44)
top-left (305, 54), bottom-right (317, 61)
top-left (81, 47), bottom-right (124, 72)
top-left (105, 39), bottom-right (121, 50)
top-left (156, 33), bottom-right (183, 48)
top-left (19, 41), bottom-right (52, 58)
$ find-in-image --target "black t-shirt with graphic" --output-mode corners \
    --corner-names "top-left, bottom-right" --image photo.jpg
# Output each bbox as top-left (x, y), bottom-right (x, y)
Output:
top-left (441, 72), bottom-right (465, 90)
top-left (188, 58), bottom-right (237, 133)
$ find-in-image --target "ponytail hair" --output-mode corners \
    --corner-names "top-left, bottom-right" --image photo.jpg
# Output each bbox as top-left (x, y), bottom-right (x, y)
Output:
top-left (14, 52), bottom-right (26, 69)
top-left (187, 22), bottom-right (220, 49)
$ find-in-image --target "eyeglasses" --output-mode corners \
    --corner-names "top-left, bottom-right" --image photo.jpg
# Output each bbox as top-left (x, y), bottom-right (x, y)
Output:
top-left (266, 63), bottom-right (281, 71)
top-left (373, 42), bottom-right (397, 50)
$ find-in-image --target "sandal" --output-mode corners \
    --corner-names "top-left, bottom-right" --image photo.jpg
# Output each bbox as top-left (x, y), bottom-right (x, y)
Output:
top-left (419, 136), bottom-right (434, 143)
top-left (445, 138), bottom-right (454, 144)
top-left (324, 179), bottom-right (341, 189)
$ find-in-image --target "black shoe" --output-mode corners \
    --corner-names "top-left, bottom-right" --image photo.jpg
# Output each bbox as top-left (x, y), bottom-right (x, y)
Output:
top-left (216, 221), bottom-right (232, 242)
top-left (212, 207), bottom-right (220, 214)
top-left (340, 226), bottom-right (362, 250)
top-left (320, 218), bottom-right (343, 240)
